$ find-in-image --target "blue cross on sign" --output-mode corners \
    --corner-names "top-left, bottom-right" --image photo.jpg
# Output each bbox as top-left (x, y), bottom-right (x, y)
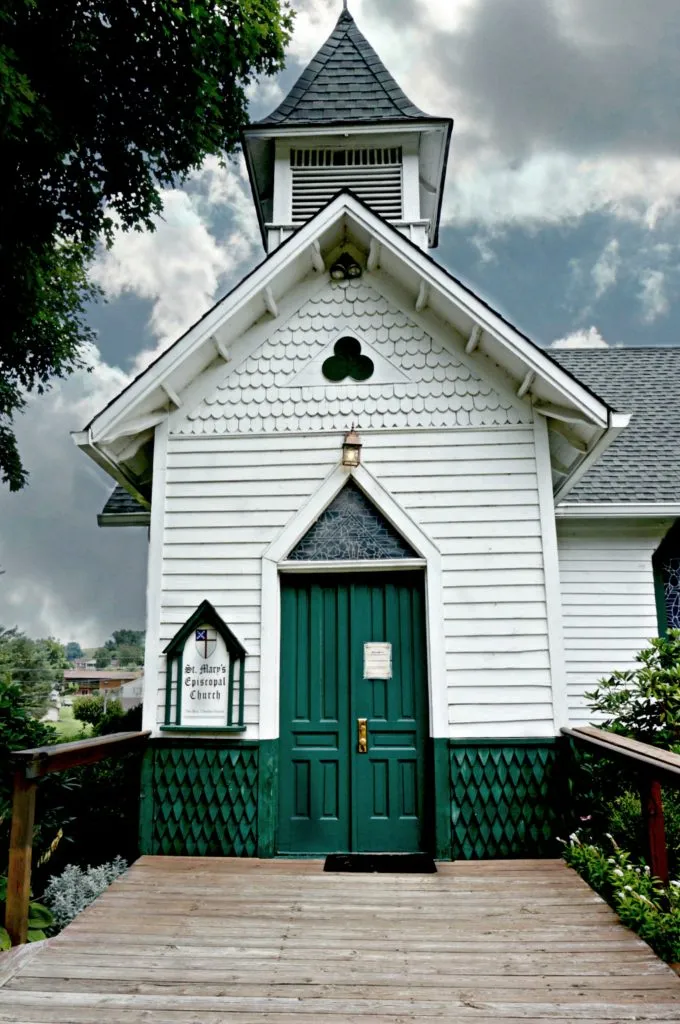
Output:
top-left (195, 627), bottom-right (217, 659)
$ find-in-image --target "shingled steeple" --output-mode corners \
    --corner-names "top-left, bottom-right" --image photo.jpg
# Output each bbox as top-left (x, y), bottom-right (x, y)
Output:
top-left (243, 7), bottom-right (452, 253)
top-left (254, 7), bottom-right (430, 127)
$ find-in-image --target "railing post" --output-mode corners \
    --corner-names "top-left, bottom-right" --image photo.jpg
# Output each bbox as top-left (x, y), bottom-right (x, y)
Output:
top-left (6, 769), bottom-right (37, 946)
top-left (639, 774), bottom-right (669, 887)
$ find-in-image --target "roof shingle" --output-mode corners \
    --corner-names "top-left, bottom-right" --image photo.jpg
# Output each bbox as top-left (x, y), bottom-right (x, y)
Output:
top-left (254, 9), bottom-right (432, 126)
top-left (100, 486), bottom-right (148, 518)
top-left (551, 347), bottom-right (680, 504)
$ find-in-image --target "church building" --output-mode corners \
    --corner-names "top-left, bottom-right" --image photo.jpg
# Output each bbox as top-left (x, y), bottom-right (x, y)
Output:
top-left (76, 7), bottom-right (680, 860)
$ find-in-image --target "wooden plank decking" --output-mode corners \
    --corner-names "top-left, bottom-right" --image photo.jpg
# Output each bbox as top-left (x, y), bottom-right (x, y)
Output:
top-left (1, 856), bottom-right (679, 1022)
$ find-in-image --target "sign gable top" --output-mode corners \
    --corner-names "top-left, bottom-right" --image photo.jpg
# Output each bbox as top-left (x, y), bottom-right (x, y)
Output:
top-left (163, 600), bottom-right (247, 660)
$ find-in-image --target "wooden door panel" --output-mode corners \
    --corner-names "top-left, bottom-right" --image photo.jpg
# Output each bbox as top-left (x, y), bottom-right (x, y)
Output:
top-left (278, 580), bottom-right (350, 854)
top-left (353, 578), bottom-right (427, 853)
top-left (279, 573), bottom-right (427, 855)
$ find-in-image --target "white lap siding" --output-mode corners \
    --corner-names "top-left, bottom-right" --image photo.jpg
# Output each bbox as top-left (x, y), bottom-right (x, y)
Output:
top-left (557, 518), bottom-right (671, 725)
top-left (157, 425), bottom-right (554, 739)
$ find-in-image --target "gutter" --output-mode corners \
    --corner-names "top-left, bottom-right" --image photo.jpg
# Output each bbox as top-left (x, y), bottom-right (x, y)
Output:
top-left (97, 513), bottom-right (151, 529)
top-left (556, 503), bottom-right (680, 519)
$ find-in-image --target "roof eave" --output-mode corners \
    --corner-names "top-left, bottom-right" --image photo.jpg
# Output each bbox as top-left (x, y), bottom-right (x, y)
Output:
top-left (553, 412), bottom-right (631, 504)
top-left (429, 119), bottom-right (454, 249)
top-left (244, 116), bottom-right (451, 135)
top-left (72, 430), bottom-right (152, 508)
top-left (240, 127), bottom-right (269, 251)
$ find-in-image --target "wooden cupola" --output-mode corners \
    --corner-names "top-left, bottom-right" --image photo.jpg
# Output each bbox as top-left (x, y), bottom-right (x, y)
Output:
top-left (242, 5), bottom-right (453, 254)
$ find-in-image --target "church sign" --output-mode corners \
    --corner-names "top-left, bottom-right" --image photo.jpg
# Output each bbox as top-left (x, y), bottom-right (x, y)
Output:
top-left (162, 601), bottom-right (246, 732)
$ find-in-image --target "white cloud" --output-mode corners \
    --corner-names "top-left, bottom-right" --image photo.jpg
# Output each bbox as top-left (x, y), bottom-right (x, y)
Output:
top-left (551, 326), bottom-right (610, 348)
top-left (591, 239), bottom-right (620, 299)
top-left (445, 153), bottom-right (680, 231)
top-left (91, 156), bottom-right (261, 372)
top-left (639, 269), bottom-right (670, 323)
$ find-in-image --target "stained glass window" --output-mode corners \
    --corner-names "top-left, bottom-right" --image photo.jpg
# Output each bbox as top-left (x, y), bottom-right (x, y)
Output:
top-left (662, 556), bottom-right (680, 629)
top-left (287, 481), bottom-right (418, 561)
top-left (322, 337), bottom-right (374, 383)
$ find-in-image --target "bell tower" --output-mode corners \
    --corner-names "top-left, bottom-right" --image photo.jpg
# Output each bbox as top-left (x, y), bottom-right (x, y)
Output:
top-left (242, 5), bottom-right (452, 254)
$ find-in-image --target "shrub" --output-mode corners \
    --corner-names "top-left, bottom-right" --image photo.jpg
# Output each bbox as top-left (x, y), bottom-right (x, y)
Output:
top-left (0, 678), bottom-right (74, 866)
top-left (0, 877), bottom-right (55, 949)
top-left (585, 630), bottom-right (680, 747)
top-left (42, 857), bottom-right (128, 932)
top-left (563, 834), bottom-right (680, 963)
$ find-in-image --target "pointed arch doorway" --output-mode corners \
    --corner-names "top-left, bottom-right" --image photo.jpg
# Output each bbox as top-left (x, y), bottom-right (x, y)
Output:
top-left (276, 480), bottom-right (431, 855)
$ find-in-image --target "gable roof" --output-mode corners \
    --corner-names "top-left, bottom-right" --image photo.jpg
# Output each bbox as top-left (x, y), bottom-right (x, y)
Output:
top-left (253, 9), bottom-right (432, 127)
top-left (75, 191), bottom-right (625, 513)
top-left (97, 485), bottom-right (150, 527)
top-left (552, 347), bottom-right (680, 504)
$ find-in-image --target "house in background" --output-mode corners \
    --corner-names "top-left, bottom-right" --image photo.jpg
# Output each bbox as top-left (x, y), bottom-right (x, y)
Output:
top-left (63, 669), bottom-right (142, 699)
top-left (75, 7), bottom-right (680, 860)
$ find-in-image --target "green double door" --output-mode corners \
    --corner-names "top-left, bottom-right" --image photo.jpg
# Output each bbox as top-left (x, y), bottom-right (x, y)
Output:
top-left (278, 572), bottom-right (429, 855)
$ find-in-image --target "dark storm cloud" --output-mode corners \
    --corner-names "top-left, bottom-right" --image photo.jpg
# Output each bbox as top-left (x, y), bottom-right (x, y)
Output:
top-left (431, 0), bottom-right (680, 158)
top-left (0, 382), bottom-right (147, 644)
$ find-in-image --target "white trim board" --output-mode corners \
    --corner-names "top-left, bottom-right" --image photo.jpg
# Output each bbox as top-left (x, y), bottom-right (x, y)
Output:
top-left (533, 415), bottom-right (569, 732)
top-left (142, 419), bottom-right (169, 736)
top-left (556, 503), bottom-right (680, 518)
top-left (259, 462), bottom-right (447, 741)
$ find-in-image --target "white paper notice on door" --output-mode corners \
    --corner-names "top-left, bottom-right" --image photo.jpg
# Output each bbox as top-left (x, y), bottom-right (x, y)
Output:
top-left (364, 642), bottom-right (392, 680)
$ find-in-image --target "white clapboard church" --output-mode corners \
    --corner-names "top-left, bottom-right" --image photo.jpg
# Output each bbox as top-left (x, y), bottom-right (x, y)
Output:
top-left (76, 7), bottom-right (680, 860)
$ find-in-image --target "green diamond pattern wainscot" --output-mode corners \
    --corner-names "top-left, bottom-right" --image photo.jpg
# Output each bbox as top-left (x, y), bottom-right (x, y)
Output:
top-left (450, 743), bottom-right (560, 859)
top-left (151, 745), bottom-right (258, 856)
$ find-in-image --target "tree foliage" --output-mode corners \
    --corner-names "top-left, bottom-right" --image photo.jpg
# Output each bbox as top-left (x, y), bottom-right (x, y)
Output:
top-left (0, 0), bottom-right (294, 490)
top-left (585, 630), bottom-right (680, 748)
top-left (0, 626), bottom-right (67, 716)
top-left (72, 694), bottom-right (123, 728)
top-left (64, 642), bottom-right (84, 661)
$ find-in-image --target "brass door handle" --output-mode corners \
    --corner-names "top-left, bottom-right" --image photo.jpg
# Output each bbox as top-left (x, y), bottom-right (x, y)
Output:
top-left (357, 718), bottom-right (368, 754)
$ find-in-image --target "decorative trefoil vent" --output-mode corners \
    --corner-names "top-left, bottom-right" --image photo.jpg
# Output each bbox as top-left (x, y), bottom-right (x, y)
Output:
top-left (291, 147), bottom-right (403, 224)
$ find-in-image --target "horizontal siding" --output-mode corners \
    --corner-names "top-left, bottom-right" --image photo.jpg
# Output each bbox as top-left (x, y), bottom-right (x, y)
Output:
top-left (156, 427), bottom-right (553, 738)
top-left (557, 519), bottom-right (671, 725)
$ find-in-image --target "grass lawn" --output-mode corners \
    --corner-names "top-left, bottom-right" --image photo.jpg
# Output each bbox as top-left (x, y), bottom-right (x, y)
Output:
top-left (54, 705), bottom-right (92, 741)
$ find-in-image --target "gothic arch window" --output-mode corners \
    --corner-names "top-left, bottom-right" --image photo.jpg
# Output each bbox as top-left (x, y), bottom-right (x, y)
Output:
top-left (287, 481), bottom-right (418, 561)
top-left (655, 526), bottom-right (680, 632)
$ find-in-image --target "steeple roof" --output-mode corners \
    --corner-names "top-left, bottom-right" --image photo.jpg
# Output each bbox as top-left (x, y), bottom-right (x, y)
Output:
top-left (254, 8), bottom-right (433, 126)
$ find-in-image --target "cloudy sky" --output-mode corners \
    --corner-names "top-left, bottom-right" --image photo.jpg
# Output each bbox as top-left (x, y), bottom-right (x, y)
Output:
top-left (1, 0), bottom-right (679, 646)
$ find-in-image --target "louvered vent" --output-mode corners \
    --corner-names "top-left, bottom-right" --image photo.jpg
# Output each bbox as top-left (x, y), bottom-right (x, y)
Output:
top-left (291, 147), bottom-right (403, 224)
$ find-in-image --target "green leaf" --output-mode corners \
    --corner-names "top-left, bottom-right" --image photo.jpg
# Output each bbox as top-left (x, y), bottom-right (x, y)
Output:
top-left (27, 902), bottom-right (54, 929)
top-left (0, 927), bottom-right (11, 951)
top-left (27, 929), bottom-right (46, 942)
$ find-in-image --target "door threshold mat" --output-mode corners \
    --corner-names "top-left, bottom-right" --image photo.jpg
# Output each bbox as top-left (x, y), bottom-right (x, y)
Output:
top-left (324, 853), bottom-right (437, 873)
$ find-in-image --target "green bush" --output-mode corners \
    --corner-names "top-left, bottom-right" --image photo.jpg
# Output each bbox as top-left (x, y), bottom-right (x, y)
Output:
top-left (0, 679), bottom-right (74, 866)
top-left (563, 835), bottom-right (680, 963)
top-left (0, 682), bottom-right (144, 892)
top-left (585, 630), bottom-right (680, 747)
top-left (0, 876), bottom-right (55, 949)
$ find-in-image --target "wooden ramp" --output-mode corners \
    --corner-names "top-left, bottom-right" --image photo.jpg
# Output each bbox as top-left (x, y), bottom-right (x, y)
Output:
top-left (1, 856), bottom-right (679, 1022)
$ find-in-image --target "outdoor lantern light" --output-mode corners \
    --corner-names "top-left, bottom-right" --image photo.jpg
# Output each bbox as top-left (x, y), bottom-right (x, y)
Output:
top-left (342, 427), bottom-right (362, 468)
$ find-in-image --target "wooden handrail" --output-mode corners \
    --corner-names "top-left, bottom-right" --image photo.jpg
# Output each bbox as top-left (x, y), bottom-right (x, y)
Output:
top-left (5, 730), bottom-right (150, 947)
top-left (561, 725), bottom-right (680, 886)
